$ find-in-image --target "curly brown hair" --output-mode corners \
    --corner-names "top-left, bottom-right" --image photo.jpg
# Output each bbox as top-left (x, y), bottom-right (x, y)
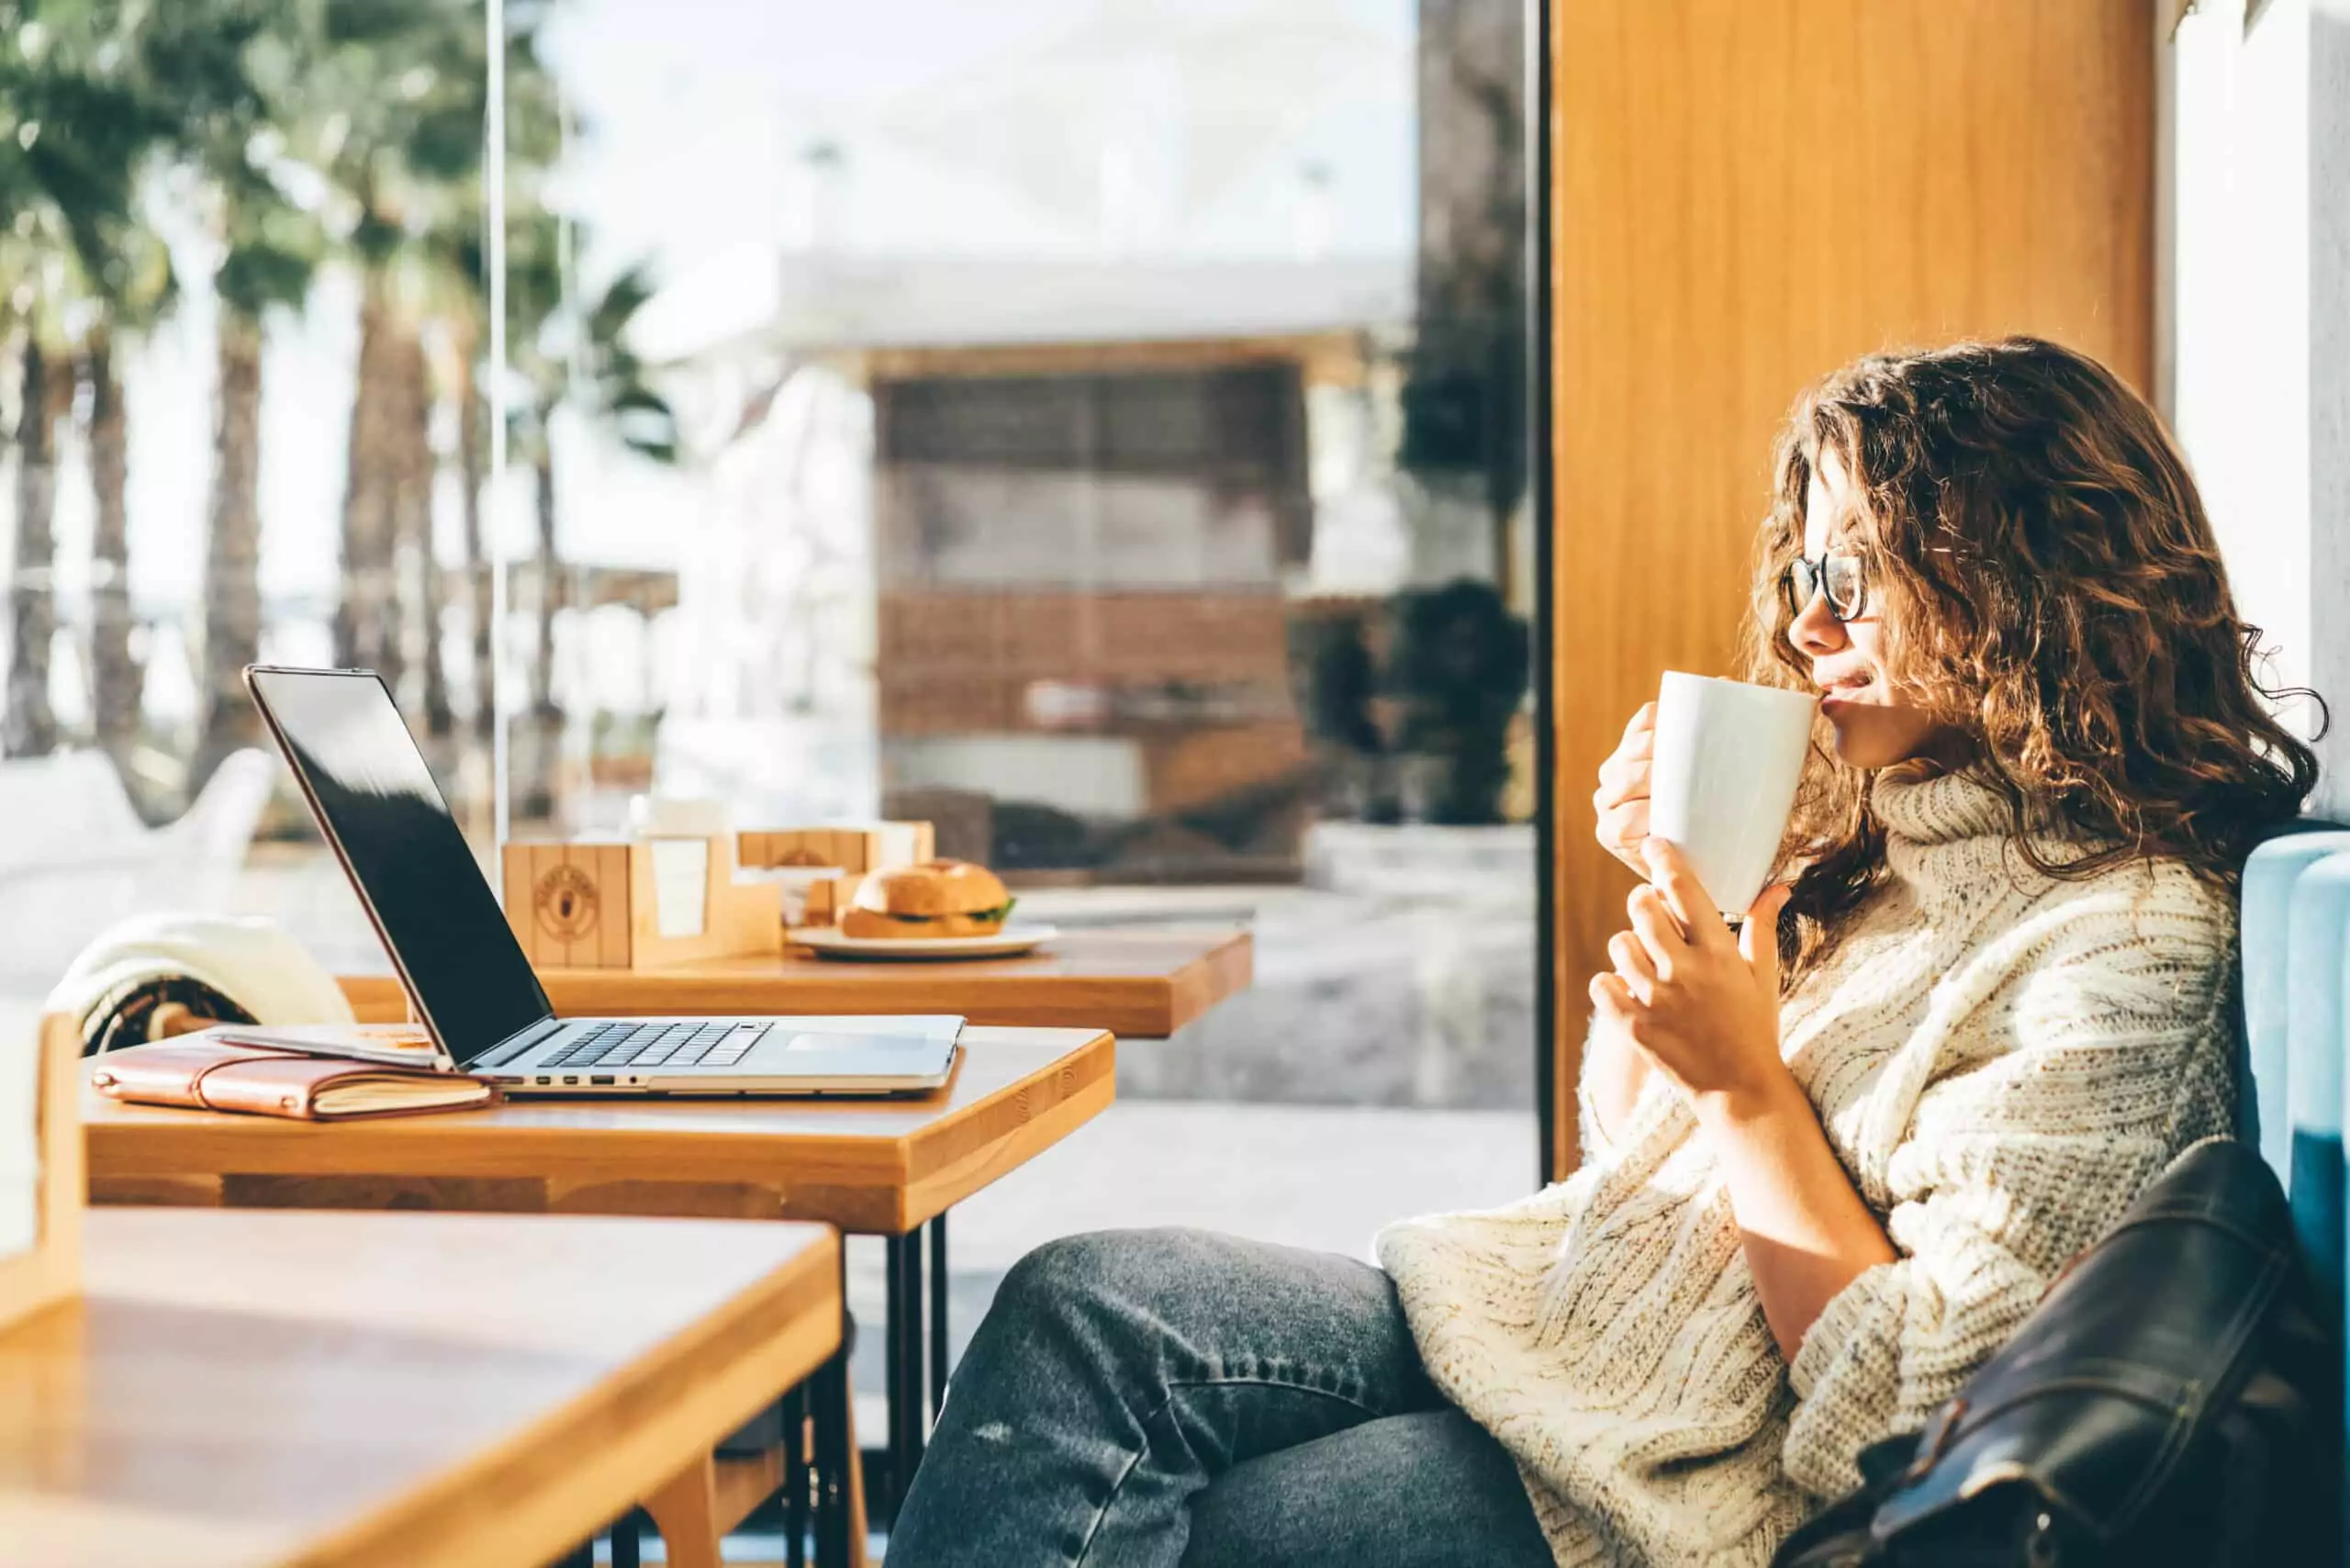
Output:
top-left (1740, 337), bottom-right (2323, 979)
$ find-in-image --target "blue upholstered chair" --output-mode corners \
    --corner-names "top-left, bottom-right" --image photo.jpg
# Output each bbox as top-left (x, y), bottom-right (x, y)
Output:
top-left (2242, 830), bottom-right (2350, 1177)
top-left (2238, 826), bottom-right (2350, 1551)
top-left (2244, 833), bottom-right (2350, 1289)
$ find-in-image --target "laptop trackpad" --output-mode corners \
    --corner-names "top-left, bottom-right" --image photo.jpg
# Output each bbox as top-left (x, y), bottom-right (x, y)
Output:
top-left (774, 1031), bottom-right (947, 1057)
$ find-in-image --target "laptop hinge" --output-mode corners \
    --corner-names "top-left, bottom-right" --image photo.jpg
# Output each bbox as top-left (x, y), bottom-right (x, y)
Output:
top-left (476, 1017), bottom-right (565, 1070)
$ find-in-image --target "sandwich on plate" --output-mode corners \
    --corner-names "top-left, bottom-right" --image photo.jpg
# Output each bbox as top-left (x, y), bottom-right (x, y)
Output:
top-left (840, 860), bottom-right (1016, 940)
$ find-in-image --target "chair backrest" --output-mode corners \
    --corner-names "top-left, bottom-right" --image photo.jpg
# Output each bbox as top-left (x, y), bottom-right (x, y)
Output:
top-left (2286, 852), bottom-right (2350, 1317)
top-left (0, 751), bottom-right (145, 871)
top-left (2243, 829), bottom-right (2350, 1179)
top-left (2237, 823), bottom-right (2350, 1550)
top-left (154, 749), bottom-right (274, 908)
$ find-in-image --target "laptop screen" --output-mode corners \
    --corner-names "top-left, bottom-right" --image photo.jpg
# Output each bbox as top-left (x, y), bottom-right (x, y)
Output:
top-left (248, 666), bottom-right (554, 1066)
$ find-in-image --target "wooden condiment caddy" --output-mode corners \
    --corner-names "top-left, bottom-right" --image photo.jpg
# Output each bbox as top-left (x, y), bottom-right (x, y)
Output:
top-left (500, 834), bottom-right (784, 970)
top-left (738, 822), bottom-right (935, 876)
top-left (0, 1017), bottom-right (84, 1332)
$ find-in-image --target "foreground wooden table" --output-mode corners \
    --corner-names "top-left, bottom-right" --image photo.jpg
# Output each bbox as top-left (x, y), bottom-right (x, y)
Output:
top-left (82, 1025), bottom-right (1114, 1533)
top-left (340, 927), bottom-right (1250, 1038)
top-left (0, 1206), bottom-right (841, 1568)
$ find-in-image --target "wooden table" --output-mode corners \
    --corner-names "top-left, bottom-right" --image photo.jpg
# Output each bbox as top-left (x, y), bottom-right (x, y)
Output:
top-left (81, 1025), bottom-right (1114, 1533)
top-left (0, 1205), bottom-right (843, 1568)
top-left (339, 927), bottom-right (1250, 1038)
top-left (84, 1026), bottom-right (1112, 1235)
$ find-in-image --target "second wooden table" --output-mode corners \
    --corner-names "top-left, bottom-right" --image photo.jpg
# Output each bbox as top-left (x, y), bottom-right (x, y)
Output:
top-left (338, 927), bottom-right (1251, 1038)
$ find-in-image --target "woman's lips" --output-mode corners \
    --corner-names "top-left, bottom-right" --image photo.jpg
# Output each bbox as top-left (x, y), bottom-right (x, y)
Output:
top-left (1819, 675), bottom-right (1873, 708)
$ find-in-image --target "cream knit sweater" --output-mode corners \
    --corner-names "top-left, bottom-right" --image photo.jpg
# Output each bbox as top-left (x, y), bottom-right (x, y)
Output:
top-left (1377, 769), bottom-right (2238, 1566)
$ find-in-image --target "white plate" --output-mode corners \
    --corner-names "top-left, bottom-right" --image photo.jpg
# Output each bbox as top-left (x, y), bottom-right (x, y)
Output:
top-left (787, 924), bottom-right (1059, 961)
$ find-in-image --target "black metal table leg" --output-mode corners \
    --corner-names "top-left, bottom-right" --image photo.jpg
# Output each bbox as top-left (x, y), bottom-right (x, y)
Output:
top-left (928, 1214), bottom-right (949, 1420)
top-left (784, 1384), bottom-right (807, 1568)
top-left (610, 1513), bottom-right (642, 1568)
top-left (812, 1305), bottom-right (854, 1568)
top-left (883, 1229), bottom-right (928, 1508)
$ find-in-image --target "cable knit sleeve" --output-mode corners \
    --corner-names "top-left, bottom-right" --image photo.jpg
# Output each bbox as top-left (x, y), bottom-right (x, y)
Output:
top-left (1574, 1018), bottom-right (1623, 1169)
top-left (1779, 876), bottom-right (2237, 1499)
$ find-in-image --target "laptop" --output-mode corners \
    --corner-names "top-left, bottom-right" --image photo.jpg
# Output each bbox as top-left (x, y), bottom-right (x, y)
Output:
top-left (244, 664), bottom-right (962, 1097)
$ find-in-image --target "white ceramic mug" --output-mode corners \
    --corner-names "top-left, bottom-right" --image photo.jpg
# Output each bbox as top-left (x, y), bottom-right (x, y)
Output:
top-left (1648, 671), bottom-right (1818, 916)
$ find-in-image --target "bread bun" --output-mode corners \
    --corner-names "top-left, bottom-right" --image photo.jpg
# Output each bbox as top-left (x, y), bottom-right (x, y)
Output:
top-left (841, 860), bottom-right (1013, 939)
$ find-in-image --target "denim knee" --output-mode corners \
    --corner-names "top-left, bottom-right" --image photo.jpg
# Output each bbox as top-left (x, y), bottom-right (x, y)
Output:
top-left (998, 1229), bottom-right (1169, 1315)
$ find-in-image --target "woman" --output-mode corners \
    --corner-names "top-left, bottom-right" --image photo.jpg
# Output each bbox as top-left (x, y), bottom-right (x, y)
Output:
top-left (888, 337), bottom-right (2322, 1567)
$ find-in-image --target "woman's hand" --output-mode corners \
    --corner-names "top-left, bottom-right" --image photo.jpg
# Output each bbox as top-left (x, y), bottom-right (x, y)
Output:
top-left (1591, 703), bottom-right (1657, 876)
top-left (1588, 838), bottom-right (1793, 1116)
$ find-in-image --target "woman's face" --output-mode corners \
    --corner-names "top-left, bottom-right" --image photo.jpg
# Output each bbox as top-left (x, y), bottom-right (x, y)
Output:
top-left (1789, 450), bottom-right (1961, 769)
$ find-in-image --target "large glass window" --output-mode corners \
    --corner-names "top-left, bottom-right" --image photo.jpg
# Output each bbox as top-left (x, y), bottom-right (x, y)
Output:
top-left (0, 0), bottom-right (1538, 1477)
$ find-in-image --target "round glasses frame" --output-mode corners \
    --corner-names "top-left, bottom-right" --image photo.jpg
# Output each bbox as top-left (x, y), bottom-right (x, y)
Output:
top-left (1783, 553), bottom-right (1868, 623)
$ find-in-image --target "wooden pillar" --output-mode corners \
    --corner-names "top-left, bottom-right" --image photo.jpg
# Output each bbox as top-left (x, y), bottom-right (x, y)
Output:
top-left (1546, 0), bottom-right (2154, 1175)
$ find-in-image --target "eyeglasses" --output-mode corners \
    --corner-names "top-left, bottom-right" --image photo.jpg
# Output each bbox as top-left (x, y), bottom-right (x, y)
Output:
top-left (1783, 553), bottom-right (1868, 622)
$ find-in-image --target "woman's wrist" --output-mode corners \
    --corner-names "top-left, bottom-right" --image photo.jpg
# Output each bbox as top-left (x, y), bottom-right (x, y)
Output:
top-left (1690, 1061), bottom-right (1808, 1136)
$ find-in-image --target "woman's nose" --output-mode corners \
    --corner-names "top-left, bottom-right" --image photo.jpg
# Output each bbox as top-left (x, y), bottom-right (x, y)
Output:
top-left (1787, 590), bottom-right (1848, 657)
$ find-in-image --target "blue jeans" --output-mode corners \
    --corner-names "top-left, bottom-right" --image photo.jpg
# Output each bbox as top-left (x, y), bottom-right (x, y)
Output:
top-left (888, 1228), bottom-right (1554, 1568)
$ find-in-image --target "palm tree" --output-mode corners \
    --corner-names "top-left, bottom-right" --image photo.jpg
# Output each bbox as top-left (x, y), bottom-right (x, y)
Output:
top-left (127, 0), bottom-right (326, 793)
top-left (193, 218), bottom-right (319, 793)
top-left (504, 215), bottom-right (678, 822)
top-left (0, 6), bottom-right (168, 760)
top-left (4, 334), bottom-right (66, 761)
top-left (84, 324), bottom-right (135, 771)
top-left (78, 187), bottom-right (174, 790)
top-left (83, 215), bottom-right (176, 788)
top-left (303, 0), bottom-right (558, 710)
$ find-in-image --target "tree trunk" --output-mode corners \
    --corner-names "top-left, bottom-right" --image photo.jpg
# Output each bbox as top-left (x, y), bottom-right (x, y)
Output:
top-left (193, 313), bottom-right (266, 795)
top-left (390, 326), bottom-right (453, 745)
top-left (516, 444), bottom-right (562, 822)
top-left (457, 352), bottom-right (494, 753)
top-left (334, 273), bottom-right (399, 685)
top-left (86, 327), bottom-right (141, 779)
top-left (6, 341), bottom-right (64, 759)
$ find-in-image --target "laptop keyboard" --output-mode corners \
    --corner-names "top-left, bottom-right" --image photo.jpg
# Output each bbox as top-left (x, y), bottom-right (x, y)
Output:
top-left (540, 1020), bottom-right (771, 1072)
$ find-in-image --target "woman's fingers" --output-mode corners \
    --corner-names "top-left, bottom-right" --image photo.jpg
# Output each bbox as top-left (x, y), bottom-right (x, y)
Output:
top-left (1594, 704), bottom-right (1661, 864)
top-left (1594, 752), bottom-right (1652, 806)
top-left (1627, 884), bottom-right (1685, 972)
top-left (1594, 706), bottom-right (1659, 801)
top-left (1589, 970), bottom-right (1637, 1022)
top-left (1607, 931), bottom-right (1657, 1002)
top-left (1595, 798), bottom-right (1650, 847)
top-left (1640, 837), bottom-right (1731, 949)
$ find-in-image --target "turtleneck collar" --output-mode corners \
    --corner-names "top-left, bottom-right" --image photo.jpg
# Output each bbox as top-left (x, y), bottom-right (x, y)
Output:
top-left (1869, 767), bottom-right (2015, 847)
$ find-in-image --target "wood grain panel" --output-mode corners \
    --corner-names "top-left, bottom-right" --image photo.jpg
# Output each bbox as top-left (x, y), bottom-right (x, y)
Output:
top-left (598, 842), bottom-right (633, 969)
top-left (1547, 0), bottom-right (2153, 1173)
top-left (0, 1207), bottom-right (838, 1568)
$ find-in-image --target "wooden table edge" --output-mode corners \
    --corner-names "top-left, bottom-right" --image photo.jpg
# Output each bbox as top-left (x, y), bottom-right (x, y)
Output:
top-left (286, 1222), bottom-right (842, 1568)
top-left (898, 1058), bottom-right (1117, 1230)
top-left (1165, 928), bottom-right (1254, 1035)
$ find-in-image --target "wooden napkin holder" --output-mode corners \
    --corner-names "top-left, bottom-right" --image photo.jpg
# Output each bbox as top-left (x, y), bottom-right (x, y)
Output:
top-left (738, 822), bottom-right (935, 876)
top-left (0, 1016), bottom-right (84, 1333)
top-left (501, 834), bottom-right (784, 970)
